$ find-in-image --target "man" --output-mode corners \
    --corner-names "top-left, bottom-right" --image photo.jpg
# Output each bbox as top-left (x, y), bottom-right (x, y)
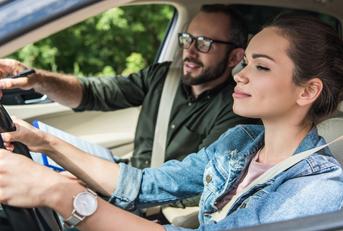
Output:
top-left (0, 5), bottom-right (254, 170)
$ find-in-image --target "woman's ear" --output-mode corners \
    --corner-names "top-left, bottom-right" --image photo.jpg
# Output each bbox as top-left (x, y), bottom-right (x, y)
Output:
top-left (228, 48), bottom-right (244, 68)
top-left (296, 78), bottom-right (323, 106)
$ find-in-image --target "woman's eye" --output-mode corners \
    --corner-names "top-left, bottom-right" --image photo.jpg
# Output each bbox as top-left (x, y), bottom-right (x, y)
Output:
top-left (256, 65), bottom-right (270, 71)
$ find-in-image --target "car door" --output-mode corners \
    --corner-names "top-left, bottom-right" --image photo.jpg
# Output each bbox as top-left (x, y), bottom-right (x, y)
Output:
top-left (0, 0), bottom-right (176, 158)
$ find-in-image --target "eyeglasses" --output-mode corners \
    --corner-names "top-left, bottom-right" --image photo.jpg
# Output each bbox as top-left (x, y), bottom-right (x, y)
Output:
top-left (178, 32), bottom-right (237, 53)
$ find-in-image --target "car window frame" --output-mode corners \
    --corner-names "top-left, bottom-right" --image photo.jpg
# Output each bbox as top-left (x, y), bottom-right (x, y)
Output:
top-left (0, 0), bottom-right (99, 45)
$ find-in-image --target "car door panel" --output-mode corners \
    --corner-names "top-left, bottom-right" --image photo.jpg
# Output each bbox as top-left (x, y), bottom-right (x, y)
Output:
top-left (5, 103), bottom-right (139, 157)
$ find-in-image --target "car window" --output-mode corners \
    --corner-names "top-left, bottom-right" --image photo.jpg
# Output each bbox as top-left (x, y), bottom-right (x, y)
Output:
top-left (1, 4), bottom-right (174, 105)
top-left (7, 4), bottom-right (174, 77)
top-left (231, 4), bottom-right (341, 37)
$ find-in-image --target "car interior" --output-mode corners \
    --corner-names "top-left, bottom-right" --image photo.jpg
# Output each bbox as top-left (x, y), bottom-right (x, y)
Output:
top-left (0, 0), bottom-right (341, 230)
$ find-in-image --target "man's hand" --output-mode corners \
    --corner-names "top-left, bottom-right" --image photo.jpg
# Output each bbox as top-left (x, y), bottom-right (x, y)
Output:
top-left (0, 59), bottom-right (38, 97)
top-left (0, 59), bottom-right (28, 76)
top-left (0, 58), bottom-right (84, 108)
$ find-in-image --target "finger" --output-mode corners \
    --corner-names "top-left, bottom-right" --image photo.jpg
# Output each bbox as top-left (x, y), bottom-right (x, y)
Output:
top-left (0, 59), bottom-right (28, 70)
top-left (12, 118), bottom-right (34, 132)
top-left (1, 125), bottom-right (29, 144)
top-left (10, 117), bottom-right (23, 130)
top-left (1, 133), bottom-right (16, 143)
top-left (0, 62), bottom-right (14, 76)
top-left (3, 143), bottom-right (14, 152)
top-left (0, 77), bottom-right (31, 90)
top-left (11, 117), bottom-right (27, 126)
top-left (0, 59), bottom-right (25, 76)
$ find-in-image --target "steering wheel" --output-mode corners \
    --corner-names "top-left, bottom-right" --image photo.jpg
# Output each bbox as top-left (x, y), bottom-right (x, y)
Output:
top-left (0, 104), bottom-right (62, 231)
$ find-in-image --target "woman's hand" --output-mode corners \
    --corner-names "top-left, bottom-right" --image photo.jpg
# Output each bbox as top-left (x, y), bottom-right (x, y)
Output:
top-left (0, 148), bottom-right (68, 208)
top-left (1, 117), bottom-right (51, 153)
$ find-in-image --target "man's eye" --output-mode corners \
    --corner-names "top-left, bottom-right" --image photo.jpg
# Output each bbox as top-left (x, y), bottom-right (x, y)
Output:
top-left (256, 65), bottom-right (270, 71)
top-left (241, 60), bottom-right (247, 67)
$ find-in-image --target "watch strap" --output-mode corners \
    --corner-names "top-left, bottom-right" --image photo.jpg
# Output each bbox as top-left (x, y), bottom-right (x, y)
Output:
top-left (64, 211), bottom-right (84, 228)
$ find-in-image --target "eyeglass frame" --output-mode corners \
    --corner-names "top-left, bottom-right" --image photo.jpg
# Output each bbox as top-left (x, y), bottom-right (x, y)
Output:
top-left (178, 32), bottom-right (238, 53)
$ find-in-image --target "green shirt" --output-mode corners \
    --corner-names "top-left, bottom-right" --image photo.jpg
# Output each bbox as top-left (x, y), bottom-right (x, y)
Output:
top-left (75, 62), bottom-right (257, 169)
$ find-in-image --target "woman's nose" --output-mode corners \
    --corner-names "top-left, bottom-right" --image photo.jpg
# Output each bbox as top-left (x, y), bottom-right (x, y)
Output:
top-left (233, 66), bottom-right (249, 84)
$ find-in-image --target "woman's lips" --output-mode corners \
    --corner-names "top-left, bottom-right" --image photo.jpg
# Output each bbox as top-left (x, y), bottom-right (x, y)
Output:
top-left (233, 88), bottom-right (251, 98)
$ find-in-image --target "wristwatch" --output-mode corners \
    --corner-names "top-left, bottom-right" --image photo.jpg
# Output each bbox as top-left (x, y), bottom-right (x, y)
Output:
top-left (64, 188), bottom-right (98, 228)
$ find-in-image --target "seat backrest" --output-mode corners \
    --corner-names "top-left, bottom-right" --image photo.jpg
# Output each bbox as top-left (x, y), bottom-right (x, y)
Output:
top-left (317, 102), bottom-right (343, 164)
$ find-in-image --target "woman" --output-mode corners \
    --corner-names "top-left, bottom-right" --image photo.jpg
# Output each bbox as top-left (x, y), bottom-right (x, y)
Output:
top-left (0, 13), bottom-right (342, 231)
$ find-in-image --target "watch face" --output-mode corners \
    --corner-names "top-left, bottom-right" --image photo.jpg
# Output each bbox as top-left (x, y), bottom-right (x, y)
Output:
top-left (74, 191), bottom-right (97, 216)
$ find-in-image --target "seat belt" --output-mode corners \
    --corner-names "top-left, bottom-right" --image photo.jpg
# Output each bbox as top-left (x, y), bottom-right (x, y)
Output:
top-left (211, 135), bottom-right (343, 222)
top-left (150, 63), bottom-right (180, 168)
top-left (149, 62), bottom-right (199, 226)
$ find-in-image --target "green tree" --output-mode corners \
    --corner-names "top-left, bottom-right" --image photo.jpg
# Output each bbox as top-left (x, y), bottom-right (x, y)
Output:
top-left (9, 5), bottom-right (174, 77)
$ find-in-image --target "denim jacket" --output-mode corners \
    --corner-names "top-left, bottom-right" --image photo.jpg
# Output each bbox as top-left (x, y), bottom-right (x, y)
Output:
top-left (110, 125), bottom-right (343, 231)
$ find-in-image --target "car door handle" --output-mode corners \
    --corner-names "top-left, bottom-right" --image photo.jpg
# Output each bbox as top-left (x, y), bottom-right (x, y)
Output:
top-left (24, 95), bottom-right (52, 104)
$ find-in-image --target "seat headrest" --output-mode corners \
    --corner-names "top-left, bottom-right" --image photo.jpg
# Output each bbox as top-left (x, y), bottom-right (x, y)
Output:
top-left (317, 102), bottom-right (343, 164)
top-left (339, 102), bottom-right (343, 112)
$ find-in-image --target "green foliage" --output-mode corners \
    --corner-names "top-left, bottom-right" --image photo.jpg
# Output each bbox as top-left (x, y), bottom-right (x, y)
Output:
top-left (8, 5), bottom-right (174, 77)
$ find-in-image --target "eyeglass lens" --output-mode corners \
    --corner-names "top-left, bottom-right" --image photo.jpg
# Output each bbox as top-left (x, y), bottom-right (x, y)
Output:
top-left (178, 33), bottom-right (212, 53)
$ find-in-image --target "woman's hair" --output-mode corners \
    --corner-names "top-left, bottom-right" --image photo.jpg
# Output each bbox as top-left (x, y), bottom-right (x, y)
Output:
top-left (265, 13), bottom-right (343, 124)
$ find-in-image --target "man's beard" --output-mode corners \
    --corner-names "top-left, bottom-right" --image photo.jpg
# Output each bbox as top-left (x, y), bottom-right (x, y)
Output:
top-left (182, 54), bottom-right (230, 86)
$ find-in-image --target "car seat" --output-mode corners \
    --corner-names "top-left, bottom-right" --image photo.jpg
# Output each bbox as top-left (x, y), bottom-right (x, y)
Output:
top-left (317, 102), bottom-right (343, 164)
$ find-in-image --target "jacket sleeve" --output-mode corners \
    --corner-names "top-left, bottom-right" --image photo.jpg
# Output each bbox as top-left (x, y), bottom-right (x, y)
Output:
top-left (109, 143), bottom-right (219, 210)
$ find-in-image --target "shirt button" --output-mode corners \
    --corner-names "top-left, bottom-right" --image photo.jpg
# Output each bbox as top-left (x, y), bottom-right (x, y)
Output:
top-left (205, 174), bottom-right (212, 183)
top-left (170, 124), bottom-right (176, 129)
top-left (188, 102), bottom-right (192, 106)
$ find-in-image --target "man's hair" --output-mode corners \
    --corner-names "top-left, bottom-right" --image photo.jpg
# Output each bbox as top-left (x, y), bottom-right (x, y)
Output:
top-left (200, 4), bottom-right (248, 48)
